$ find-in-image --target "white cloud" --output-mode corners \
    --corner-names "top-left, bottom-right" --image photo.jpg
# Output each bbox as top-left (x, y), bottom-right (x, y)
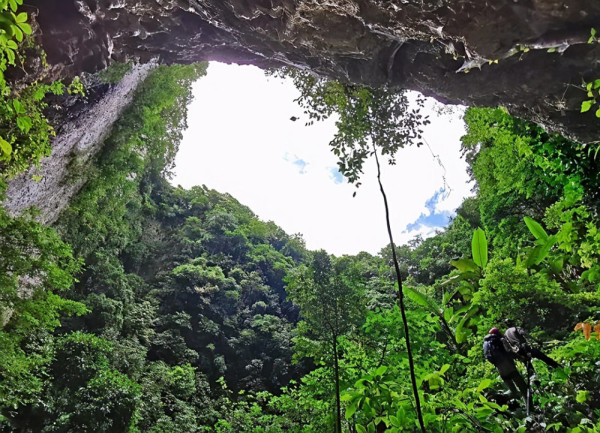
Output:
top-left (171, 62), bottom-right (473, 256)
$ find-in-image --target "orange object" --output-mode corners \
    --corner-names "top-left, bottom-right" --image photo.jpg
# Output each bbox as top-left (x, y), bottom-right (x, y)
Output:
top-left (574, 321), bottom-right (600, 341)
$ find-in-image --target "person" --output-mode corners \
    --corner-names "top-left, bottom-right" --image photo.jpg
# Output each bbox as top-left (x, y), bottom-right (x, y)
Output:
top-left (503, 326), bottom-right (560, 369)
top-left (483, 328), bottom-right (530, 403)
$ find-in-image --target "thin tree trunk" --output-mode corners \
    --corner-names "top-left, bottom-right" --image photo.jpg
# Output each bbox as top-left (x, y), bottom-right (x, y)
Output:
top-left (333, 333), bottom-right (342, 433)
top-left (372, 143), bottom-right (426, 433)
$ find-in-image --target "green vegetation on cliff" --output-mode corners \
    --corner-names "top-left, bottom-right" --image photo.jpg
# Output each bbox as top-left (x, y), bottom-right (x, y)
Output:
top-left (0, 58), bottom-right (600, 432)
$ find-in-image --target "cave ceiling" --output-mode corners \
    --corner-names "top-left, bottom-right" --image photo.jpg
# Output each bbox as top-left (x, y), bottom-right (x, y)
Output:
top-left (30, 0), bottom-right (600, 141)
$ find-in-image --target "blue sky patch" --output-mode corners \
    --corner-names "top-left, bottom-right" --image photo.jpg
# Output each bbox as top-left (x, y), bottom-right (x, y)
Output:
top-left (283, 153), bottom-right (309, 174)
top-left (328, 167), bottom-right (344, 184)
top-left (292, 158), bottom-right (308, 174)
top-left (405, 188), bottom-right (453, 233)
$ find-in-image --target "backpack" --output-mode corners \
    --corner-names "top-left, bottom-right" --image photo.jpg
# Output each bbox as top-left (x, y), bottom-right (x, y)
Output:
top-left (483, 334), bottom-right (506, 363)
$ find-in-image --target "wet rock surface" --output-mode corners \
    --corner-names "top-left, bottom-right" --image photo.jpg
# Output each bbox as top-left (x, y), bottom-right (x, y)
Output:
top-left (29, 0), bottom-right (600, 141)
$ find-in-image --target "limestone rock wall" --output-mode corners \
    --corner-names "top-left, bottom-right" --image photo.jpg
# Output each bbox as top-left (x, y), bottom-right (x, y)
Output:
top-left (4, 61), bottom-right (157, 224)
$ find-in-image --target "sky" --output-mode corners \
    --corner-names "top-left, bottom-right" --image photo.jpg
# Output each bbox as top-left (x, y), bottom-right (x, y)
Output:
top-left (171, 62), bottom-right (473, 256)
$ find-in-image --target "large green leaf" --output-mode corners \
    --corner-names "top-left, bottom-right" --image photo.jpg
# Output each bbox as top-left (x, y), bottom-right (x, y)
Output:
top-left (16, 115), bottom-right (32, 133)
top-left (12, 24), bottom-right (23, 42)
top-left (374, 365), bottom-right (388, 377)
top-left (471, 228), bottom-right (488, 269)
top-left (450, 258), bottom-right (479, 272)
top-left (524, 245), bottom-right (542, 268)
top-left (524, 216), bottom-right (548, 241)
top-left (404, 286), bottom-right (441, 316)
top-left (581, 100), bottom-right (594, 113)
top-left (428, 374), bottom-right (443, 389)
top-left (0, 137), bottom-right (12, 157)
top-left (549, 257), bottom-right (564, 273)
top-left (535, 235), bottom-right (556, 265)
top-left (443, 306), bottom-right (454, 323)
top-left (440, 271), bottom-right (479, 286)
top-left (455, 327), bottom-right (469, 345)
top-left (524, 235), bottom-right (556, 267)
top-left (477, 378), bottom-right (492, 392)
top-left (17, 21), bottom-right (31, 35)
top-left (345, 401), bottom-right (358, 419)
top-left (458, 283), bottom-right (473, 301)
top-left (454, 305), bottom-right (479, 344)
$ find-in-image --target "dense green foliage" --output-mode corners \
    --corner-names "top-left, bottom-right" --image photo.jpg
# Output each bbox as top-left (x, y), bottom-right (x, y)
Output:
top-left (287, 252), bottom-right (367, 432)
top-left (1, 62), bottom-right (312, 431)
top-left (207, 105), bottom-right (600, 432)
top-left (0, 183), bottom-right (85, 412)
top-left (1, 53), bottom-right (600, 433)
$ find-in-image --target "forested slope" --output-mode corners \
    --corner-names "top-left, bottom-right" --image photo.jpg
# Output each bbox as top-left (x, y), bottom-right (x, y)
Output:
top-left (1, 28), bottom-right (600, 433)
top-left (1, 62), bottom-right (314, 431)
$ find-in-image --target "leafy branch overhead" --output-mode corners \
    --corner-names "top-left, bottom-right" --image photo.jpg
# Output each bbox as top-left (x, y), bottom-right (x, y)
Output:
top-left (271, 68), bottom-right (430, 188)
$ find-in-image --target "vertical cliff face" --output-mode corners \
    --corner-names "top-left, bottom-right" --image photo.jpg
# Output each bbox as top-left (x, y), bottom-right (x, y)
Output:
top-left (4, 62), bottom-right (157, 224)
top-left (28, 0), bottom-right (600, 141)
